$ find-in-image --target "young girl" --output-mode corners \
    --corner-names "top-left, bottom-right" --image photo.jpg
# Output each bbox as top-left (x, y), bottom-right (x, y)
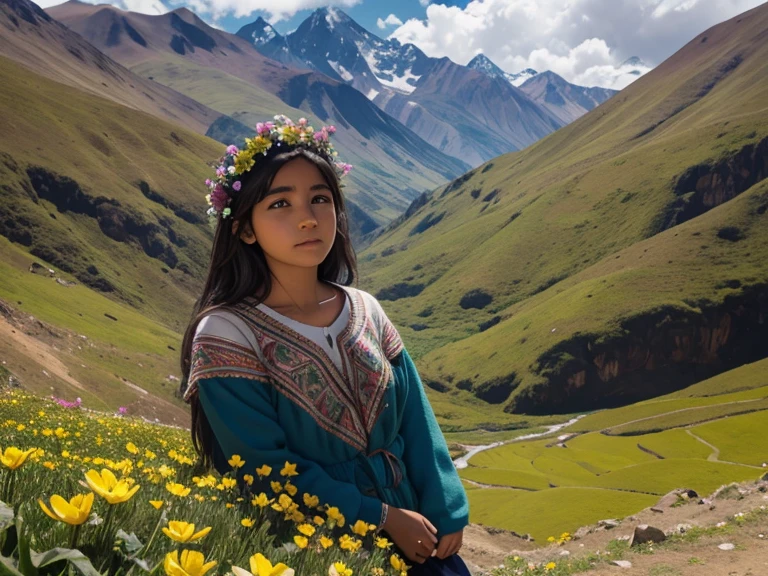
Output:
top-left (180, 116), bottom-right (470, 575)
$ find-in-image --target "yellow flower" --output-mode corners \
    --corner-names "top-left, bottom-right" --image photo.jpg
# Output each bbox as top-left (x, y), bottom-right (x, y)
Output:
top-left (375, 537), bottom-right (392, 549)
top-left (252, 493), bottom-right (274, 508)
top-left (42, 428), bottom-right (53, 436)
top-left (126, 442), bottom-right (139, 455)
top-left (313, 515), bottom-right (325, 526)
top-left (297, 523), bottom-right (316, 537)
top-left (166, 482), bottom-right (191, 497)
top-left (352, 520), bottom-right (370, 537)
top-left (221, 477), bottom-right (237, 489)
top-left (320, 536), bottom-right (334, 549)
top-left (241, 518), bottom-right (255, 527)
top-left (390, 555), bottom-right (409, 573)
top-left (163, 550), bottom-right (217, 576)
top-left (339, 535), bottom-right (362, 553)
top-left (1, 446), bottom-right (36, 470)
top-left (228, 454), bottom-right (245, 469)
top-left (234, 150), bottom-right (256, 174)
top-left (284, 482), bottom-right (298, 496)
top-left (329, 562), bottom-right (353, 576)
top-left (43, 461), bottom-right (56, 470)
top-left (270, 481), bottom-right (283, 494)
top-left (232, 553), bottom-right (294, 576)
top-left (84, 469), bottom-right (140, 504)
top-left (243, 474), bottom-right (254, 486)
top-left (255, 464), bottom-right (272, 478)
top-left (280, 462), bottom-right (298, 477)
top-left (162, 521), bottom-right (212, 543)
top-left (545, 562), bottom-right (556, 571)
top-left (226, 503), bottom-right (235, 509)
top-left (150, 500), bottom-right (164, 510)
top-left (303, 493), bottom-right (320, 508)
top-left (293, 535), bottom-right (308, 549)
top-left (326, 506), bottom-right (345, 527)
top-left (38, 492), bottom-right (93, 525)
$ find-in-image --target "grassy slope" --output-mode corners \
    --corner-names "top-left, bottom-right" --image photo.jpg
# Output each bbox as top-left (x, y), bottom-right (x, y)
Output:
top-left (357, 6), bottom-right (768, 416)
top-left (0, 55), bottom-right (222, 331)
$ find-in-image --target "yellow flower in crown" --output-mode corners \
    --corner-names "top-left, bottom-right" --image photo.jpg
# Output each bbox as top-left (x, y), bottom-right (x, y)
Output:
top-left (163, 550), bottom-right (217, 576)
top-left (38, 492), bottom-right (93, 525)
top-left (232, 553), bottom-right (294, 576)
top-left (84, 469), bottom-right (140, 504)
top-left (162, 521), bottom-right (211, 543)
top-left (1, 446), bottom-right (36, 470)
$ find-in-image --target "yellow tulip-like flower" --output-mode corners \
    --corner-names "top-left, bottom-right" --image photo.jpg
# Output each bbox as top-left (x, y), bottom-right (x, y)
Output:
top-left (252, 493), bottom-right (274, 508)
top-left (390, 555), bottom-right (409, 574)
top-left (325, 506), bottom-right (345, 527)
top-left (1, 446), bottom-right (36, 470)
top-left (319, 536), bottom-right (334, 549)
top-left (221, 478), bottom-right (237, 489)
top-left (293, 535), bottom-right (308, 549)
top-left (38, 492), bottom-right (94, 525)
top-left (375, 537), bottom-right (393, 549)
top-left (241, 518), bottom-right (255, 527)
top-left (126, 442), bottom-right (139, 455)
top-left (150, 500), bottom-right (164, 510)
top-left (231, 553), bottom-right (294, 576)
top-left (163, 550), bottom-right (217, 576)
top-left (339, 535), bottom-right (362, 553)
top-left (284, 482), bottom-right (297, 497)
top-left (297, 523), bottom-right (315, 537)
top-left (166, 482), bottom-right (191, 497)
top-left (329, 562), bottom-right (353, 576)
top-left (303, 493), bottom-right (320, 508)
top-left (85, 469), bottom-right (140, 504)
top-left (228, 454), bottom-right (245, 468)
top-left (545, 562), bottom-right (556, 571)
top-left (255, 464), bottom-right (272, 478)
top-left (351, 520), bottom-right (370, 537)
top-left (162, 521), bottom-right (212, 543)
top-left (243, 474), bottom-right (254, 486)
top-left (313, 515), bottom-right (325, 526)
top-left (280, 462), bottom-right (298, 477)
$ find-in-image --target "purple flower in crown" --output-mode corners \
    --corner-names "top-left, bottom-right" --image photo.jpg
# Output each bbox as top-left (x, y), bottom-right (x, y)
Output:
top-left (210, 184), bottom-right (230, 212)
top-left (232, 180), bottom-right (242, 192)
top-left (216, 166), bottom-right (227, 177)
top-left (226, 145), bottom-right (239, 155)
top-left (327, 125), bottom-right (337, 134)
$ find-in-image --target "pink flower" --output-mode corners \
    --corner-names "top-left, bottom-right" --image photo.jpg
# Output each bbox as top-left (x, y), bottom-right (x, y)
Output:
top-left (226, 145), bottom-right (239, 155)
top-left (327, 125), bottom-right (336, 134)
top-left (314, 131), bottom-right (328, 142)
top-left (216, 166), bottom-right (226, 177)
top-left (232, 180), bottom-right (242, 192)
top-left (205, 179), bottom-right (212, 187)
top-left (298, 117), bottom-right (308, 126)
top-left (118, 407), bottom-right (127, 415)
top-left (210, 184), bottom-right (230, 212)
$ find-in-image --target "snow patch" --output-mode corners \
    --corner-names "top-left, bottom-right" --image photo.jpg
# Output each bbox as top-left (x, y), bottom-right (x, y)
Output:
top-left (366, 88), bottom-right (380, 100)
top-left (378, 68), bottom-right (420, 94)
top-left (328, 60), bottom-right (354, 82)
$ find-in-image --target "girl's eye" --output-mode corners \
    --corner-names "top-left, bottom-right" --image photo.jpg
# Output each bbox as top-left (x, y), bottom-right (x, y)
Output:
top-left (269, 199), bottom-right (289, 209)
top-left (313, 195), bottom-right (332, 203)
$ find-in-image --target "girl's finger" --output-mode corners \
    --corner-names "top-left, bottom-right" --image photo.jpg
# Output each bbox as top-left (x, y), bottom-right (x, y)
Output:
top-left (423, 518), bottom-right (438, 537)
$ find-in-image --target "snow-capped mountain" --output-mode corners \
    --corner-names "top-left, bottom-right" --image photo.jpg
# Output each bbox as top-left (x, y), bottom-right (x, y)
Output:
top-left (467, 54), bottom-right (537, 87)
top-left (235, 17), bottom-right (308, 69)
top-left (518, 70), bottom-right (617, 124)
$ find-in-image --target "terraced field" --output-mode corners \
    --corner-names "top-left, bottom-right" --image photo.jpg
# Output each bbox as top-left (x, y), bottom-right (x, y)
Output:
top-left (461, 358), bottom-right (768, 542)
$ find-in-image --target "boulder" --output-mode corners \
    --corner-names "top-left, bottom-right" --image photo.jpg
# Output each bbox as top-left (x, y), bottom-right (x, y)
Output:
top-left (610, 560), bottom-right (633, 568)
top-left (656, 488), bottom-right (699, 508)
top-left (718, 543), bottom-right (735, 551)
top-left (598, 519), bottom-right (620, 529)
top-left (630, 524), bottom-right (666, 547)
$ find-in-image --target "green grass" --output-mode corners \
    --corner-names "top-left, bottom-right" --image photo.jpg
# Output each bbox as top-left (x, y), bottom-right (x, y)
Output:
top-left (633, 429), bottom-right (713, 460)
top-left (692, 410), bottom-right (768, 466)
top-left (468, 487), bottom-right (657, 543)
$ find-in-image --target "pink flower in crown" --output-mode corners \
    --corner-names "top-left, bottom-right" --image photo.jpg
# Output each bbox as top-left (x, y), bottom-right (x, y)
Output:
top-left (327, 125), bottom-right (336, 134)
top-left (205, 179), bottom-right (212, 187)
top-left (232, 180), bottom-right (242, 192)
top-left (210, 184), bottom-right (230, 212)
top-left (216, 166), bottom-right (227, 177)
top-left (256, 122), bottom-right (269, 135)
top-left (226, 145), bottom-right (239, 155)
top-left (298, 117), bottom-right (308, 126)
top-left (337, 162), bottom-right (353, 176)
top-left (314, 130), bottom-right (329, 142)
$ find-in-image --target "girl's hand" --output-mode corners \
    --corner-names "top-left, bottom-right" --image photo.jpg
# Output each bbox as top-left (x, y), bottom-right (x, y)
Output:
top-left (382, 506), bottom-right (439, 564)
top-left (434, 529), bottom-right (464, 559)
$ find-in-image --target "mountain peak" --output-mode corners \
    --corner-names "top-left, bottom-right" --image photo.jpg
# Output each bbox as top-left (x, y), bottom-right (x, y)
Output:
top-left (311, 6), bottom-right (351, 31)
top-left (235, 15), bottom-right (281, 46)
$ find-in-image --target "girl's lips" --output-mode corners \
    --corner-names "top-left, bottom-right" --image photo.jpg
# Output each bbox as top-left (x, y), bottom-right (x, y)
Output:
top-left (295, 239), bottom-right (322, 247)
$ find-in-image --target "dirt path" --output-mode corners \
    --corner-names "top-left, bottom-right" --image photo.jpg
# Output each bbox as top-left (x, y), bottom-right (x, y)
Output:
top-left (686, 429), bottom-right (721, 462)
top-left (0, 314), bottom-right (84, 391)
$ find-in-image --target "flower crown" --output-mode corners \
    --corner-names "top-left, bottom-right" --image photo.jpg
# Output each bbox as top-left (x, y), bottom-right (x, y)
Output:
top-left (205, 114), bottom-right (352, 222)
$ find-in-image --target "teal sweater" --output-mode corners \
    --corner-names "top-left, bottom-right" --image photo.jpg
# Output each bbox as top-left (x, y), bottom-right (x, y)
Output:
top-left (198, 348), bottom-right (469, 536)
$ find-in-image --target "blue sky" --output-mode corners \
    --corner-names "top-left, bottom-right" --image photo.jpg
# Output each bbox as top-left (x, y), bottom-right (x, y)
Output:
top-left (226, 0), bottom-right (468, 37)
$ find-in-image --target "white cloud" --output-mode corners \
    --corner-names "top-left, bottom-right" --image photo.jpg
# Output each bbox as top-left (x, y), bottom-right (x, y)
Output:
top-left (389, 0), bottom-right (764, 89)
top-left (37, 0), bottom-right (169, 14)
top-left (377, 13), bottom-right (404, 29)
top-left (419, 0), bottom-right (432, 6)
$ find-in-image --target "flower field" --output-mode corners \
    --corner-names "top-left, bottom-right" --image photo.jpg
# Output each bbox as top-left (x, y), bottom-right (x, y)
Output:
top-left (0, 389), bottom-right (405, 576)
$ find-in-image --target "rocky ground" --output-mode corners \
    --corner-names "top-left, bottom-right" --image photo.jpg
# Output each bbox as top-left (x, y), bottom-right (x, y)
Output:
top-left (460, 478), bottom-right (768, 575)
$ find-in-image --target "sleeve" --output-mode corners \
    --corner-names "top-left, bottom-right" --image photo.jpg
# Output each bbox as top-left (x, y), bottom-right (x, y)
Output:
top-left (393, 348), bottom-right (470, 537)
top-left (197, 377), bottom-right (384, 526)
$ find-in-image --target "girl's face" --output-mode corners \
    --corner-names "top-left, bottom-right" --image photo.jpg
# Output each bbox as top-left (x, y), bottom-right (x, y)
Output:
top-left (240, 157), bottom-right (338, 268)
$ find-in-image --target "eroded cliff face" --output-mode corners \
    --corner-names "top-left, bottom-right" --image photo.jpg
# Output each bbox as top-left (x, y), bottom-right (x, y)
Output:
top-left (507, 283), bottom-right (768, 415)
top-left (653, 136), bottom-right (767, 233)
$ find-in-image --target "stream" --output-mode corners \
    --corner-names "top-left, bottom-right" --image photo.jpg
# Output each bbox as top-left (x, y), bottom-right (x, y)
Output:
top-left (452, 415), bottom-right (585, 469)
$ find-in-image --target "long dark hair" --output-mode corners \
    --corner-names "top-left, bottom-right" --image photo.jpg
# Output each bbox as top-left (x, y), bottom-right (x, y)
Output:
top-left (180, 145), bottom-right (357, 469)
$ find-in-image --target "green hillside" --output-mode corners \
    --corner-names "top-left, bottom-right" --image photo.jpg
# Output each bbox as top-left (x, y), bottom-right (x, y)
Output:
top-left (359, 5), bottom-right (768, 417)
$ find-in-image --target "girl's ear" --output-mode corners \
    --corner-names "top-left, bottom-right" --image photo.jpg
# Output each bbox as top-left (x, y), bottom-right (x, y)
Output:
top-left (233, 220), bottom-right (257, 244)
